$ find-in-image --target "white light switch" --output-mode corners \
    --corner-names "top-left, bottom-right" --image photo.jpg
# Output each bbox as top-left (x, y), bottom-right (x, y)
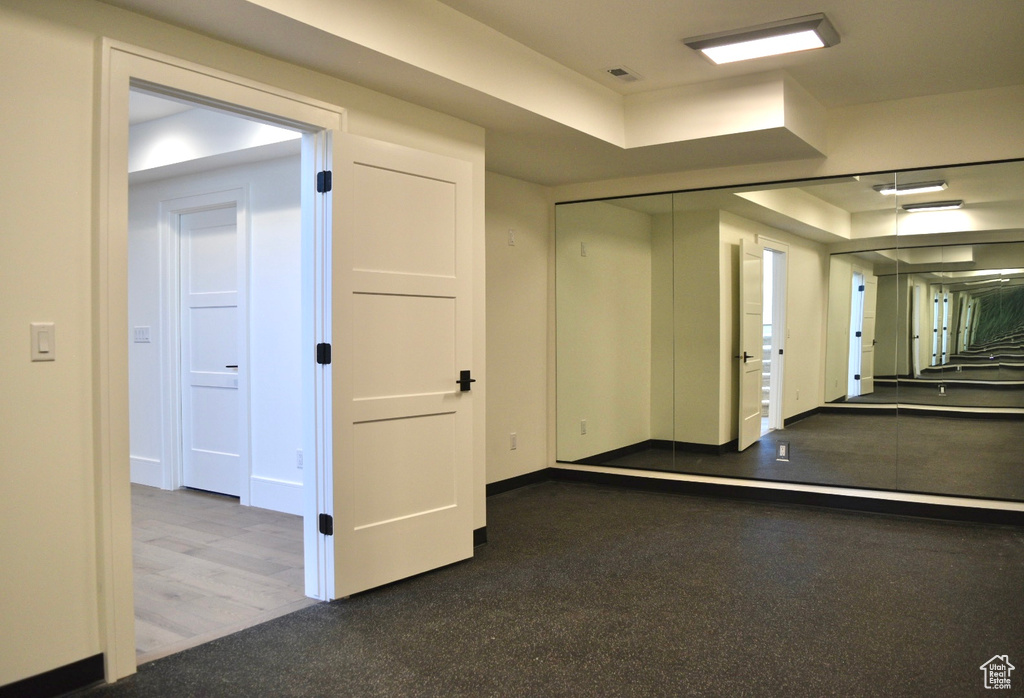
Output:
top-left (31, 322), bottom-right (55, 362)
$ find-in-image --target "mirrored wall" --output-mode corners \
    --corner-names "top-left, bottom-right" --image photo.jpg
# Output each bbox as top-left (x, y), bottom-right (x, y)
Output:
top-left (555, 159), bottom-right (1024, 501)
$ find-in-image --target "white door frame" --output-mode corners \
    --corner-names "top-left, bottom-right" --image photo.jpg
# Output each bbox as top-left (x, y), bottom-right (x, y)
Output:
top-left (159, 189), bottom-right (251, 500)
top-left (96, 40), bottom-right (344, 682)
top-left (759, 238), bottom-right (788, 433)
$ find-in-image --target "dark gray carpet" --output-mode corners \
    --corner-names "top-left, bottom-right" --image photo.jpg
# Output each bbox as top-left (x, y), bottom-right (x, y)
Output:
top-left (80, 481), bottom-right (1023, 697)
top-left (602, 412), bottom-right (1024, 501)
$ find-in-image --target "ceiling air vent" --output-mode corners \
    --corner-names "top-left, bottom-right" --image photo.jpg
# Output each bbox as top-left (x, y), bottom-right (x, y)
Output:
top-left (605, 66), bottom-right (643, 83)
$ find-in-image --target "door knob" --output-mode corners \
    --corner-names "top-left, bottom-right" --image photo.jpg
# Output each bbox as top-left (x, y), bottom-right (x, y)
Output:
top-left (457, 369), bottom-right (477, 392)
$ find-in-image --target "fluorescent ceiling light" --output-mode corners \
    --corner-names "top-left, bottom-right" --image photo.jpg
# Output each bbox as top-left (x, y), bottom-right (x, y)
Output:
top-left (873, 180), bottom-right (948, 196)
top-left (901, 200), bottom-right (964, 212)
top-left (683, 13), bottom-right (839, 65)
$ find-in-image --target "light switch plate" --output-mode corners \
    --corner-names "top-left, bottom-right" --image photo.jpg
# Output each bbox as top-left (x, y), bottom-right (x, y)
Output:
top-left (31, 322), bottom-right (55, 362)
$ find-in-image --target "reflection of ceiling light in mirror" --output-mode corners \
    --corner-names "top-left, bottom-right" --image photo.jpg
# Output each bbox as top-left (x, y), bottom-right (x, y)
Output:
top-left (683, 13), bottom-right (839, 65)
top-left (902, 200), bottom-right (964, 212)
top-left (872, 180), bottom-right (947, 196)
top-left (952, 269), bottom-right (1024, 278)
top-left (963, 278), bottom-right (1010, 285)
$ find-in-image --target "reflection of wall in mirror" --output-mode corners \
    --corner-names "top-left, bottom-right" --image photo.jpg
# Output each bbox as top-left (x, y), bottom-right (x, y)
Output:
top-left (555, 201), bottom-right (652, 462)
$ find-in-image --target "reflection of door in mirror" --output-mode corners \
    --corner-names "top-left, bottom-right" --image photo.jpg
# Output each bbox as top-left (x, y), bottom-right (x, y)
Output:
top-left (912, 284), bottom-right (922, 376)
top-left (737, 238), bottom-right (764, 451)
top-left (848, 272), bottom-right (864, 397)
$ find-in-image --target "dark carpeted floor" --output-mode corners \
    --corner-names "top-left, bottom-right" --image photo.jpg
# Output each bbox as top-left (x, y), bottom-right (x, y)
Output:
top-left (602, 411), bottom-right (1024, 501)
top-left (79, 481), bottom-right (1024, 697)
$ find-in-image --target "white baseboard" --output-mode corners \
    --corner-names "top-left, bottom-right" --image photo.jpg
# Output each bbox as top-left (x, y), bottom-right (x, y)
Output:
top-left (130, 456), bottom-right (163, 488)
top-left (250, 475), bottom-right (303, 515)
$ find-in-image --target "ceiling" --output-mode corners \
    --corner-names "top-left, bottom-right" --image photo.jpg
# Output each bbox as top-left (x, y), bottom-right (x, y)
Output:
top-left (101, 0), bottom-right (1024, 186)
top-left (434, 0), bottom-right (1024, 107)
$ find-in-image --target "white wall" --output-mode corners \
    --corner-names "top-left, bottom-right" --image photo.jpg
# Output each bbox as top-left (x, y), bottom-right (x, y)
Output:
top-left (672, 209), bottom-right (723, 445)
top-left (650, 212), bottom-right (674, 441)
top-left (0, 3), bottom-right (100, 684)
top-left (485, 173), bottom-right (550, 483)
top-left (128, 155), bottom-right (304, 515)
top-left (0, 0), bottom-right (485, 687)
top-left (556, 201), bottom-right (652, 461)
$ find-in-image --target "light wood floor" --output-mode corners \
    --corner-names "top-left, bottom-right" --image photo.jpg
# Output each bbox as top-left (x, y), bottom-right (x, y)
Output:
top-left (132, 484), bottom-right (317, 663)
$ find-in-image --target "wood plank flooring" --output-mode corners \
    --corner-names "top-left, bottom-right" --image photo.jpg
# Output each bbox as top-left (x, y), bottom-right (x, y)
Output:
top-left (131, 484), bottom-right (316, 663)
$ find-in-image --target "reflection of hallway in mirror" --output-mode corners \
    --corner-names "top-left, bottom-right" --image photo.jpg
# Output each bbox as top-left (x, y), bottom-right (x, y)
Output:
top-left (845, 379), bottom-right (1024, 408)
top-left (761, 246), bottom-right (787, 435)
top-left (589, 411), bottom-right (1024, 501)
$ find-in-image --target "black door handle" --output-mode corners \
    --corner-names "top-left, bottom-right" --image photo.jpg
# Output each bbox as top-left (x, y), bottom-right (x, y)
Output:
top-left (733, 352), bottom-right (754, 362)
top-left (457, 369), bottom-right (476, 392)
top-left (225, 365), bottom-right (238, 369)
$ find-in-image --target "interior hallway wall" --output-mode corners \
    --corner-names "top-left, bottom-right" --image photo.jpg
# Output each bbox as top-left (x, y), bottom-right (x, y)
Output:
top-left (128, 155), bottom-right (304, 515)
top-left (485, 173), bottom-right (550, 483)
top-left (0, 0), bottom-right (485, 687)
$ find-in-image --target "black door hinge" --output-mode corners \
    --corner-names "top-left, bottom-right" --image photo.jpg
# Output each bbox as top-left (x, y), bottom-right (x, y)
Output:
top-left (318, 513), bottom-right (334, 536)
top-left (317, 170), bottom-right (332, 193)
top-left (854, 374), bottom-right (861, 380)
top-left (855, 331), bottom-right (862, 337)
top-left (316, 342), bottom-right (331, 365)
top-left (858, 284), bottom-right (865, 292)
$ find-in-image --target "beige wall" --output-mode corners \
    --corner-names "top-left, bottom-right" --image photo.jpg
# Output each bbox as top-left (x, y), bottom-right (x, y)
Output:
top-left (650, 212), bottom-right (674, 441)
top-left (0, 3), bottom-right (100, 683)
top-left (672, 210), bottom-right (723, 445)
top-left (485, 173), bottom-right (550, 482)
top-left (0, 0), bottom-right (485, 687)
top-left (556, 201), bottom-right (653, 461)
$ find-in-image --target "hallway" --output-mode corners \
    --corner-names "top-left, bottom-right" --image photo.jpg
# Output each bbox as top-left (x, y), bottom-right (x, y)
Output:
top-left (131, 485), bottom-right (315, 663)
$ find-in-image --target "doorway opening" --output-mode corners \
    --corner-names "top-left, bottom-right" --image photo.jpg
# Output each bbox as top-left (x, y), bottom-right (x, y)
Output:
top-left (761, 246), bottom-right (787, 434)
top-left (127, 88), bottom-right (315, 662)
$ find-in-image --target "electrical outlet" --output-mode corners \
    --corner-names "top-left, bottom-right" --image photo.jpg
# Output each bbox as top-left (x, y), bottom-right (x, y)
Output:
top-left (776, 442), bottom-right (790, 461)
top-left (510, 433), bottom-right (517, 450)
top-left (296, 449), bottom-right (303, 469)
top-left (796, 389), bottom-right (800, 400)
top-left (580, 419), bottom-right (587, 435)
top-left (581, 241), bottom-right (587, 257)
top-left (508, 228), bottom-right (516, 246)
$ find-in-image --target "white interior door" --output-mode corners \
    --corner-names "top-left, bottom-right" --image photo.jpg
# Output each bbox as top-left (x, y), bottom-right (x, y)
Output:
top-left (912, 283), bottom-right (922, 376)
top-left (334, 133), bottom-right (474, 596)
top-left (861, 274), bottom-right (877, 394)
top-left (180, 204), bottom-right (246, 497)
top-left (738, 238), bottom-right (764, 451)
top-left (848, 272), bottom-right (864, 398)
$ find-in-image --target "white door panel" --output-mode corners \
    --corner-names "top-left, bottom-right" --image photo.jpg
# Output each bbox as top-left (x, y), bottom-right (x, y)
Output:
top-left (180, 205), bottom-right (245, 497)
top-left (334, 133), bottom-right (474, 597)
top-left (861, 275), bottom-right (877, 394)
top-left (352, 293), bottom-right (456, 399)
top-left (738, 239), bottom-right (764, 451)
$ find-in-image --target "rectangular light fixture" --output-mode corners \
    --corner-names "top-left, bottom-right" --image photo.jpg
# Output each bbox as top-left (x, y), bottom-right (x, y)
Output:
top-left (872, 180), bottom-right (948, 196)
top-left (901, 200), bottom-right (964, 212)
top-left (683, 13), bottom-right (839, 65)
